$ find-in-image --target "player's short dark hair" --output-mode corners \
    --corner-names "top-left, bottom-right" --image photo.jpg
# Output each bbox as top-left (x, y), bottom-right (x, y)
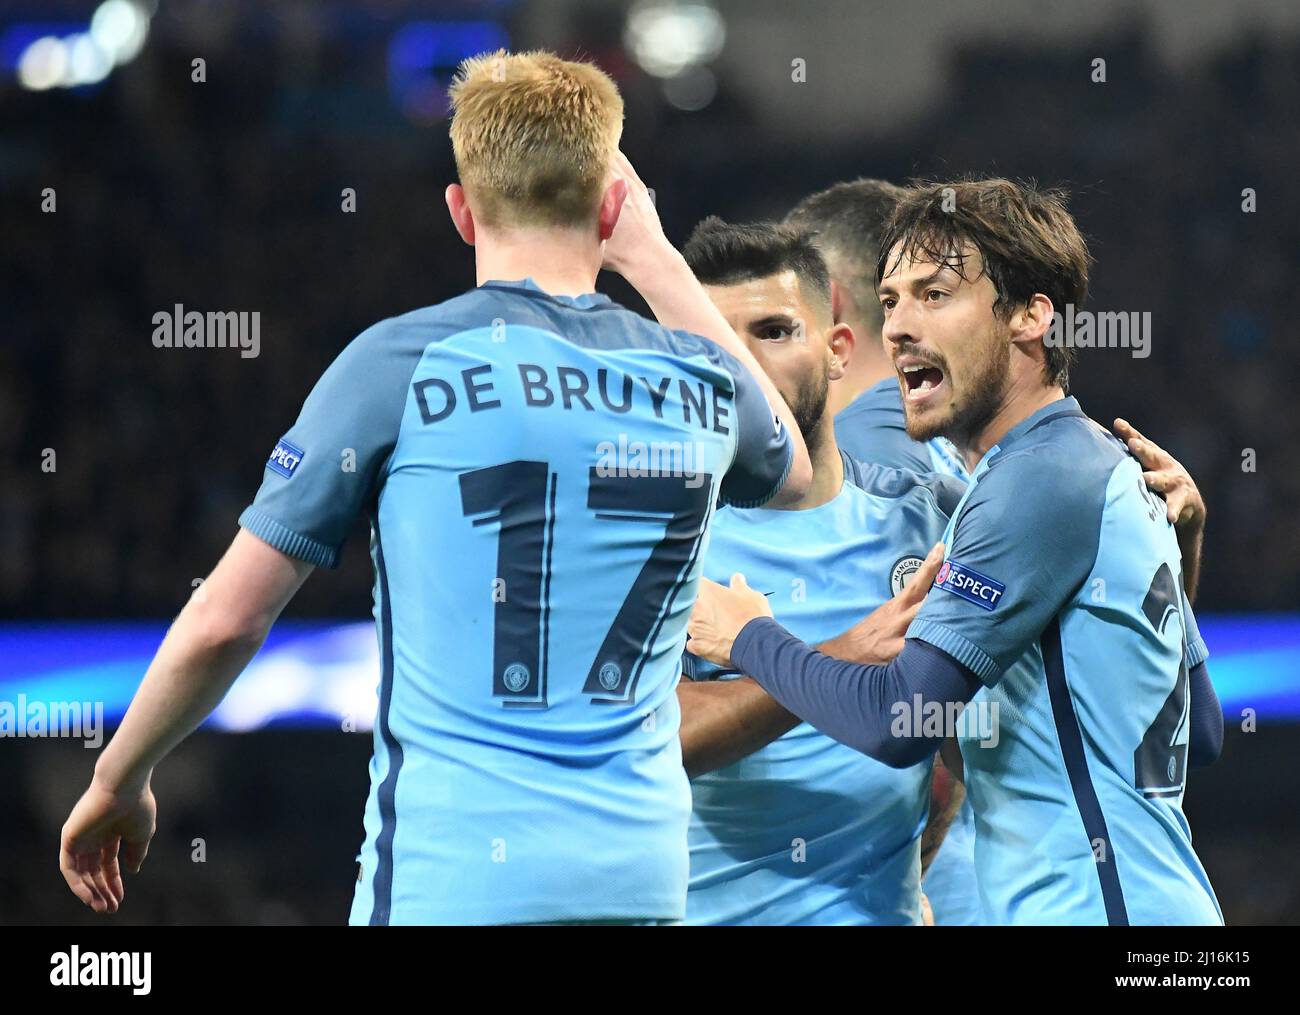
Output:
top-left (682, 217), bottom-right (831, 315)
top-left (785, 178), bottom-right (909, 327)
top-left (876, 178), bottom-right (1091, 392)
top-left (785, 177), bottom-right (908, 271)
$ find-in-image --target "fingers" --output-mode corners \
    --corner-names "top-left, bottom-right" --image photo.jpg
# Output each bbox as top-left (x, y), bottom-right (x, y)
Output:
top-left (60, 845), bottom-right (101, 910)
top-left (1129, 438), bottom-right (1172, 471)
top-left (897, 596), bottom-right (926, 629)
top-left (122, 835), bottom-right (151, 875)
top-left (62, 842), bottom-right (115, 913)
top-left (93, 843), bottom-right (122, 913)
top-left (1113, 417), bottom-right (1142, 443)
top-left (614, 150), bottom-right (646, 189)
top-left (103, 836), bottom-right (126, 906)
top-left (1142, 470), bottom-right (1192, 523)
top-left (1117, 419), bottom-right (1173, 471)
top-left (611, 150), bottom-right (650, 203)
top-left (902, 542), bottom-right (945, 605)
top-left (729, 573), bottom-right (749, 590)
top-left (1114, 417), bottom-right (1155, 453)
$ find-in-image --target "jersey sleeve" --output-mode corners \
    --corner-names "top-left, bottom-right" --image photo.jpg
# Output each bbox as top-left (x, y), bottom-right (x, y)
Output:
top-left (906, 448), bottom-right (1102, 686)
top-left (707, 345), bottom-right (794, 509)
top-left (1181, 594), bottom-right (1209, 669)
top-left (238, 321), bottom-right (415, 568)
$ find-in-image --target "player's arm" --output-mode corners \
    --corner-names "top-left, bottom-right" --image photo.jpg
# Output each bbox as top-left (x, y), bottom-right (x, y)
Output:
top-left (1180, 592), bottom-right (1223, 766)
top-left (1114, 418), bottom-right (1206, 602)
top-left (60, 321), bottom-right (411, 913)
top-left (1188, 661), bottom-right (1224, 766)
top-left (686, 455), bottom-right (1091, 766)
top-left (817, 542), bottom-right (945, 663)
top-left (1114, 419), bottom-right (1224, 764)
top-left (920, 754), bottom-right (965, 876)
top-left (602, 152), bottom-right (811, 506)
top-left (939, 736), bottom-right (964, 783)
top-left (60, 532), bottom-right (312, 913)
top-left (679, 544), bottom-right (946, 775)
top-left (677, 677), bottom-right (799, 778)
top-left (688, 601), bottom-right (982, 769)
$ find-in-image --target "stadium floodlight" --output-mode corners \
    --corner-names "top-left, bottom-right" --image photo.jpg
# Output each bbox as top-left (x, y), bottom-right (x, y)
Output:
top-left (17, 36), bottom-right (68, 91)
top-left (90, 0), bottom-right (150, 66)
top-left (624, 1), bottom-right (726, 79)
top-left (65, 33), bottom-right (114, 87)
top-left (16, 0), bottom-right (151, 91)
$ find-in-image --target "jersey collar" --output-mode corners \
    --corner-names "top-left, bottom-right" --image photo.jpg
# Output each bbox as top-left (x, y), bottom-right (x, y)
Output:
top-left (482, 277), bottom-right (612, 310)
top-left (972, 395), bottom-right (1085, 478)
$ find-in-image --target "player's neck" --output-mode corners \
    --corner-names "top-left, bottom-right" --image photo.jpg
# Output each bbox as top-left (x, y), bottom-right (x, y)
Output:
top-left (960, 381), bottom-right (1067, 473)
top-left (474, 228), bottom-right (602, 298)
top-left (828, 336), bottom-right (894, 417)
top-left (777, 417), bottom-right (843, 511)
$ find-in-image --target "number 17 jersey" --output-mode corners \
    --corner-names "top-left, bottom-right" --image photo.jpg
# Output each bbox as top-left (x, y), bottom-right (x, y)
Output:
top-left (239, 277), bottom-right (792, 924)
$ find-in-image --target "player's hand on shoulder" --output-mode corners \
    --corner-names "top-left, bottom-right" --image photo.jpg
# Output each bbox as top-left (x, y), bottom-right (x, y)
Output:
top-left (686, 574), bottom-right (773, 668)
top-left (59, 775), bottom-right (157, 914)
top-left (1114, 418), bottom-right (1207, 530)
top-left (820, 542), bottom-right (944, 665)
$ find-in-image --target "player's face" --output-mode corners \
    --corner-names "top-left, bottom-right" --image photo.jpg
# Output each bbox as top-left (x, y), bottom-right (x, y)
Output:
top-left (704, 271), bottom-right (832, 442)
top-left (878, 243), bottom-right (1010, 445)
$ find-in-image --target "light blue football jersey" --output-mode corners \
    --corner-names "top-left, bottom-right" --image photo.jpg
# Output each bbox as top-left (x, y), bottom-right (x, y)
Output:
top-left (907, 396), bottom-right (1220, 925)
top-left (685, 453), bottom-right (963, 924)
top-left (239, 278), bottom-right (793, 924)
top-left (834, 377), bottom-right (982, 926)
top-left (835, 377), bottom-right (967, 479)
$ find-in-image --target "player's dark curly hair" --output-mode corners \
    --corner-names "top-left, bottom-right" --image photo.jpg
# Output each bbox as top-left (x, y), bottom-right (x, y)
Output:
top-left (875, 178), bottom-right (1092, 392)
top-left (682, 216), bottom-right (831, 316)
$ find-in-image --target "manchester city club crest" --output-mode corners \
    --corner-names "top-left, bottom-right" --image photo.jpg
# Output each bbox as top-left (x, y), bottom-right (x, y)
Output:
top-left (890, 555), bottom-right (926, 596)
top-left (598, 661), bottom-right (622, 691)
top-left (503, 663), bottom-right (531, 693)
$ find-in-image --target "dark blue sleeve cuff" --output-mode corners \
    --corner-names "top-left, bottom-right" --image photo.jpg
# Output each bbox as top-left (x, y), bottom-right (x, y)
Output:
top-left (730, 617), bottom-right (983, 768)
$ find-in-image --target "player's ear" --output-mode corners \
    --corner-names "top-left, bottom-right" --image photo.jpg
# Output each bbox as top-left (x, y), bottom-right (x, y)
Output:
top-left (598, 177), bottom-right (629, 242)
top-left (828, 322), bottom-right (855, 382)
top-left (1011, 292), bottom-right (1054, 347)
top-left (445, 184), bottom-right (476, 246)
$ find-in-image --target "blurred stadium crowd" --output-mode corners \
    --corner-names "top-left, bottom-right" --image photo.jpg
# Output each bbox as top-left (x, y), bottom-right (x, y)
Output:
top-left (1, 22), bottom-right (1296, 620)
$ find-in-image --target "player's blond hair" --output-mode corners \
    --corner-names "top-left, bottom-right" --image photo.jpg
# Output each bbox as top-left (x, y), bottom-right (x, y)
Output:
top-left (449, 50), bottom-right (624, 229)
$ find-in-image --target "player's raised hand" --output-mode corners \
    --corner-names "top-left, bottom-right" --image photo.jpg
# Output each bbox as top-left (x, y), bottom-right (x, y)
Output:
top-left (818, 542), bottom-right (944, 665)
top-left (601, 150), bottom-right (673, 280)
top-left (687, 573), bottom-right (774, 668)
top-left (1114, 418), bottom-right (1206, 529)
top-left (60, 776), bottom-right (156, 913)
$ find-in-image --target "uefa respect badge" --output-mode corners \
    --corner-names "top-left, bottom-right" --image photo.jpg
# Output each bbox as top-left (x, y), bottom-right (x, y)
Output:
top-left (267, 438), bottom-right (305, 478)
top-left (934, 559), bottom-right (1006, 610)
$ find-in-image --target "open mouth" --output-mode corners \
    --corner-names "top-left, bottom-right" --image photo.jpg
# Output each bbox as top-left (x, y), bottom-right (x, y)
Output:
top-left (900, 362), bottom-right (946, 402)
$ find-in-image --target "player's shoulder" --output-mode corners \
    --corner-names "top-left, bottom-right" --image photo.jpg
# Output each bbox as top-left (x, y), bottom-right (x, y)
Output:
top-left (841, 452), bottom-right (966, 517)
top-left (976, 404), bottom-right (1126, 521)
top-left (342, 291), bottom-right (495, 356)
